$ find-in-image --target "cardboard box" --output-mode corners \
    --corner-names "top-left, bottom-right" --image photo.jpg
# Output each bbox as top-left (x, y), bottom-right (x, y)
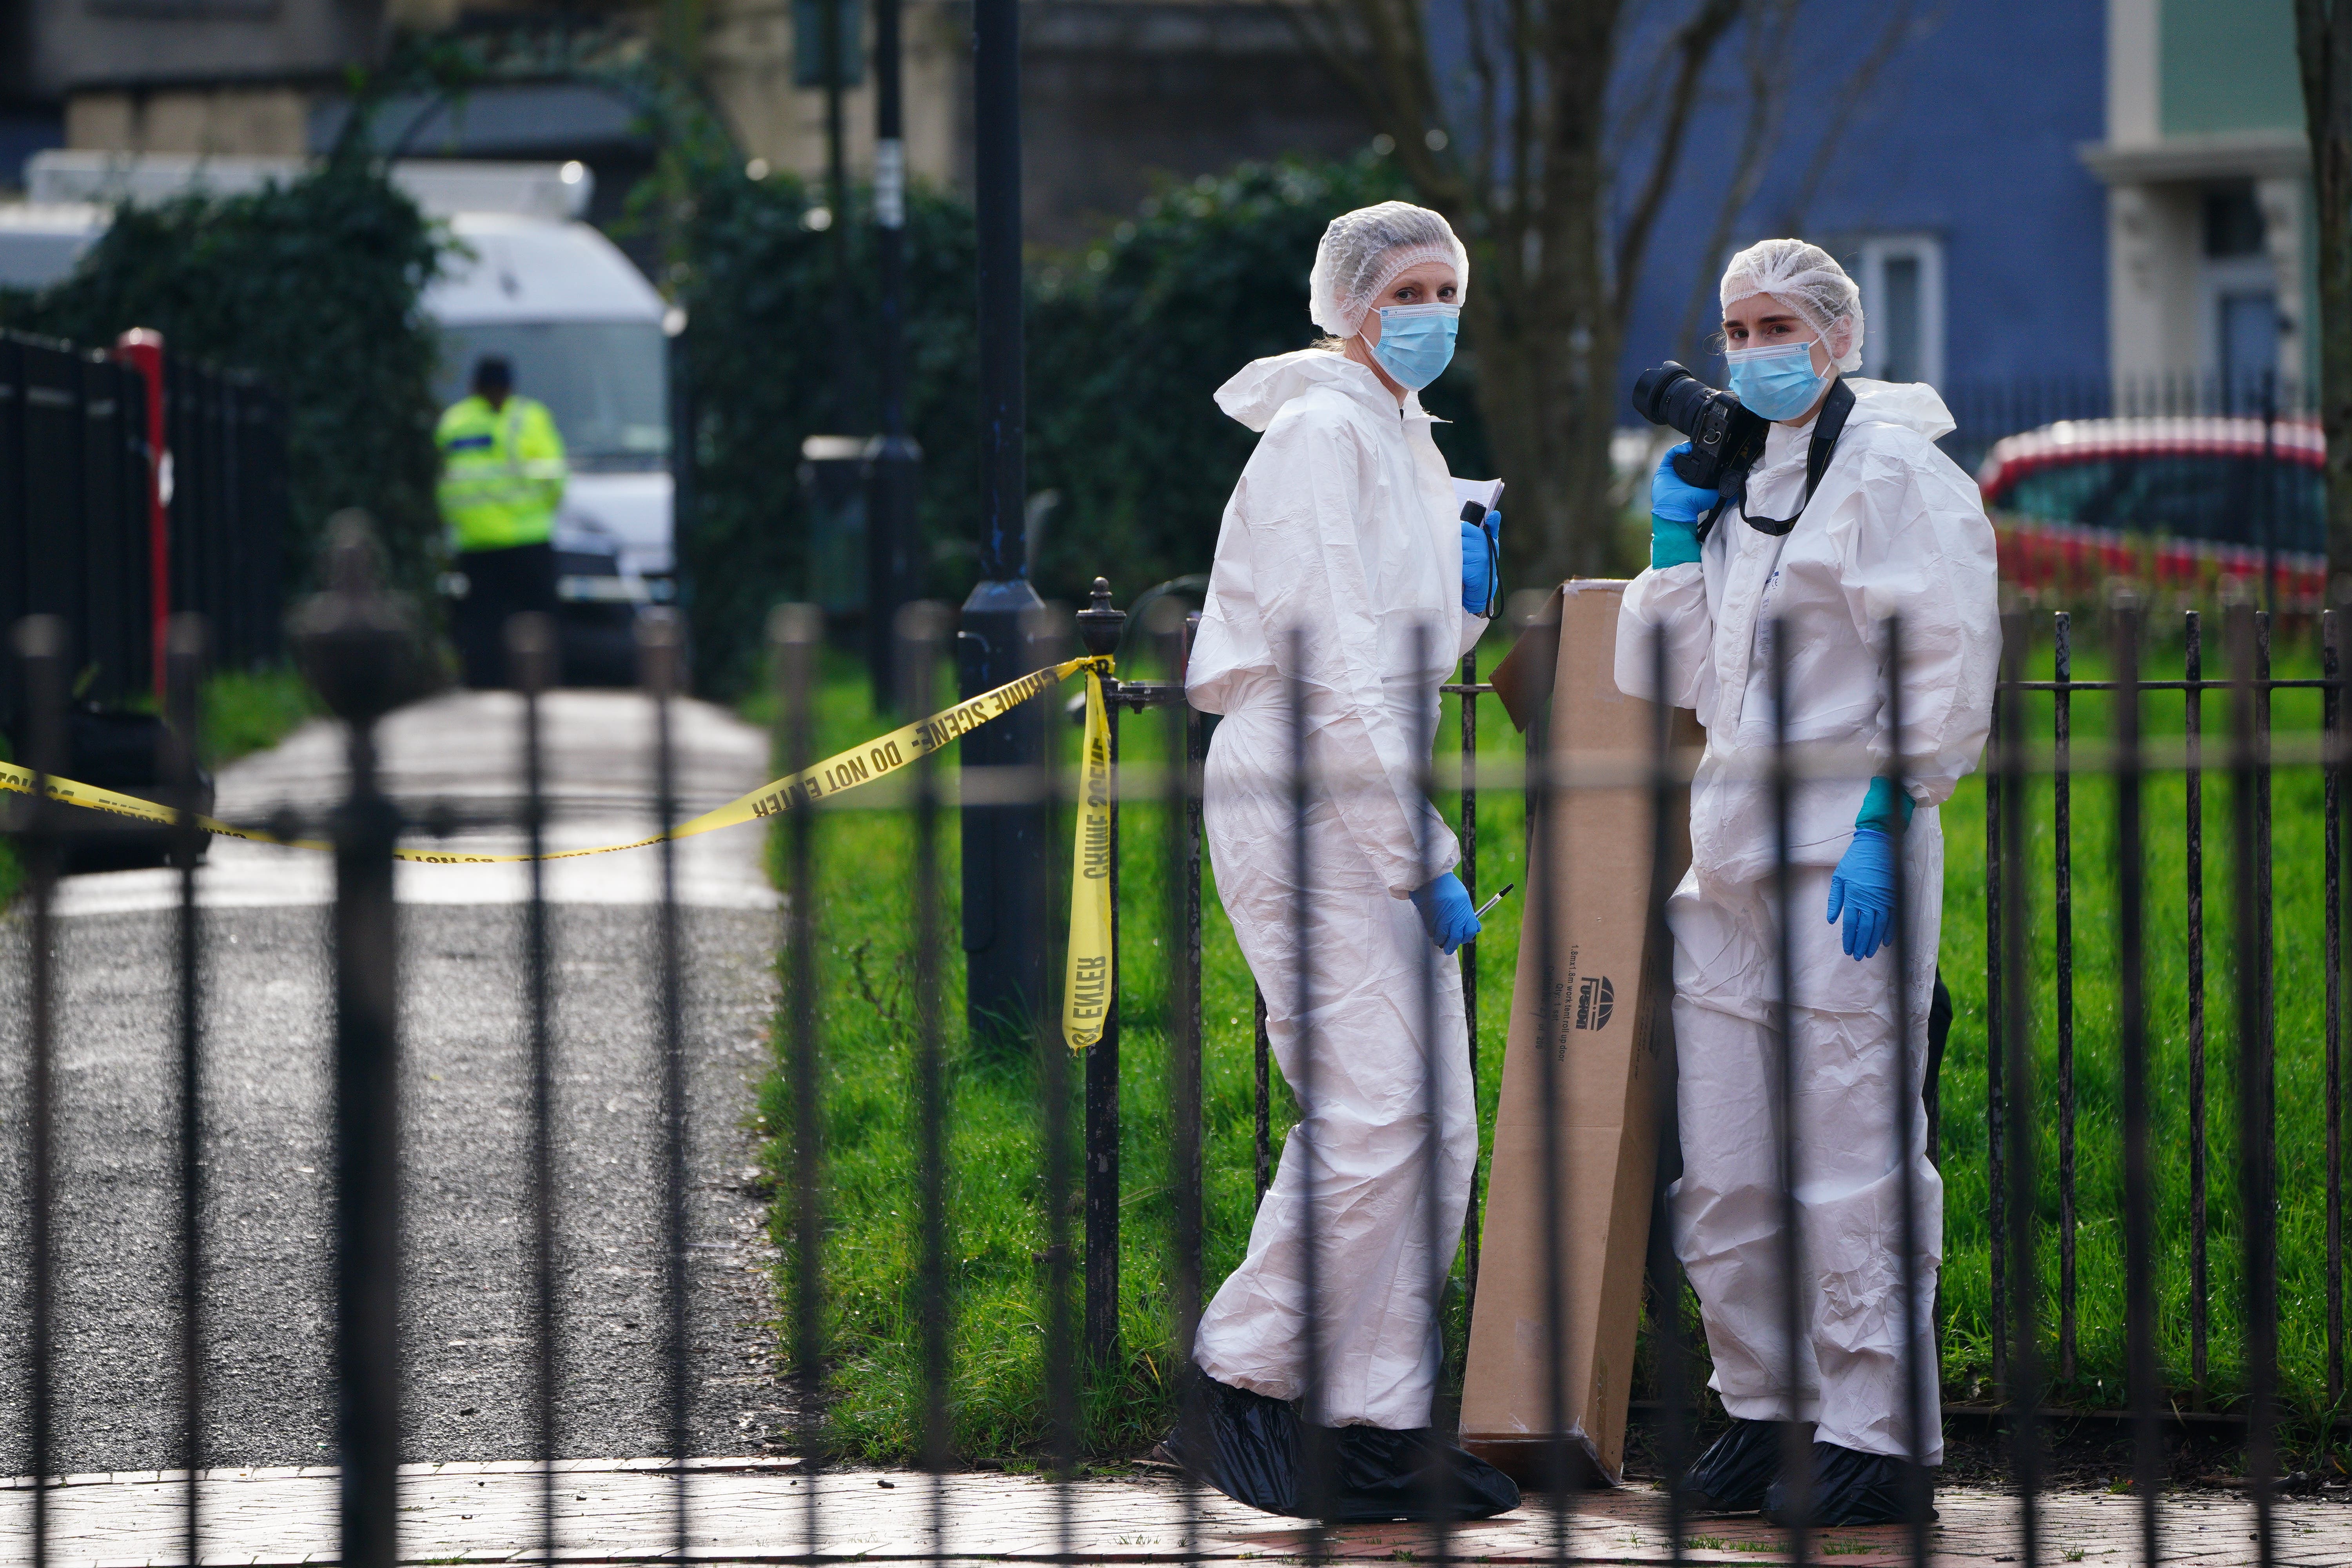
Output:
top-left (1458, 579), bottom-right (1697, 1488)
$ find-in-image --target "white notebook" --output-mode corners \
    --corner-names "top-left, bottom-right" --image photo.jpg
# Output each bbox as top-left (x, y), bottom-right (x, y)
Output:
top-left (1454, 476), bottom-right (1504, 514)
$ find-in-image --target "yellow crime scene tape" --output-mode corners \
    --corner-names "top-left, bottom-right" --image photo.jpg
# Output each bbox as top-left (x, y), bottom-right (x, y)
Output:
top-left (0, 654), bottom-right (1121, 1052)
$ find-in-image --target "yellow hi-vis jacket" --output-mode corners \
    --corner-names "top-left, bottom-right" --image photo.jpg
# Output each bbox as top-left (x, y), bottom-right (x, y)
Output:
top-left (435, 394), bottom-right (568, 552)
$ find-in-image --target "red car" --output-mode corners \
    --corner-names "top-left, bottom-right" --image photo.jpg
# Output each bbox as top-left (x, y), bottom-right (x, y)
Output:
top-left (1975, 416), bottom-right (2327, 602)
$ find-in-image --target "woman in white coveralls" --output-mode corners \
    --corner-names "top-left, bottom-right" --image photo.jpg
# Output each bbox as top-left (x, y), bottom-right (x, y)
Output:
top-left (1615, 239), bottom-right (1998, 1527)
top-left (1160, 201), bottom-right (1517, 1522)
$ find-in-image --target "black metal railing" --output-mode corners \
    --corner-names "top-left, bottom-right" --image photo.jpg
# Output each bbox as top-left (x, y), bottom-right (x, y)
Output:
top-left (6, 563), bottom-right (2345, 1568)
top-left (0, 329), bottom-right (287, 730)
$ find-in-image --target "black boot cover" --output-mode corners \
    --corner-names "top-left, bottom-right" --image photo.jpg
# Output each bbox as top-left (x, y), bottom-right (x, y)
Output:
top-left (1159, 1375), bottom-right (1305, 1515)
top-left (1158, 1375), bottom-right (1520, 1522)
top-left (1681, 1417), bottom-right (1799, 1514)
top-left (1327, 1424), bottom-right (1521, 1523)
top-left (1762, 1441), bottom-right (1936, 1528)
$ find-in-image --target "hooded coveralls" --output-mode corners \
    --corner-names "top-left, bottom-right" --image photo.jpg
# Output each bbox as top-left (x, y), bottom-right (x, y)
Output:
top-left (1614, 380), bottom-right (1998, 1463)
top-left (1187, 349), bottom-right (1488, 1430)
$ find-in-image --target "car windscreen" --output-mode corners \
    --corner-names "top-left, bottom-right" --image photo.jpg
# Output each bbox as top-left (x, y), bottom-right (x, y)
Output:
top-left (436, 321), bottom-right (669, 472)
top-left (1998, 453), bottom-right (2324, 553)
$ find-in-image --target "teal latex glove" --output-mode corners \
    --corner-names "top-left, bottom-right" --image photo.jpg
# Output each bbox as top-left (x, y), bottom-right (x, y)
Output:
top-left (1826, 827), bottom-right (1897, 960)
top-left (1409, 871), bottom-right (1482, 956)
top-left (1651, 443), bottom-right (1716, 568)
top-left (1857, 775), bottom-right (1916, 834)
top-left (1461, 508), bottom-right (1501, 616)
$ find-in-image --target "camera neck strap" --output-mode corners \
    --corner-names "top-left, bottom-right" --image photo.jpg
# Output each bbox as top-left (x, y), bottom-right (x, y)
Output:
top-left (1699, 376), bottom-right (1856, 543)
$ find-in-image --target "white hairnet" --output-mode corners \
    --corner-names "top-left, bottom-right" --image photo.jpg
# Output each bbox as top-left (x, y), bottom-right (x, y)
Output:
top-left (1308, 201), bottom-right (1468, 338)
top-left (1720, 238), bottom-right (1866, 373)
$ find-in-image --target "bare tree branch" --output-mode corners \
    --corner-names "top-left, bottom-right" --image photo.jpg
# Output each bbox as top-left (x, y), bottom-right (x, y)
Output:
top-left (1284, 0), bottom-right (1391, 129)
top-left (1773, 0), bottom-right (1922, 232)
top-left (1611, 0), bottom-right (1746, 321)
top-left (1672, 0), bottom-right (1798, 365)
top-left (1281, 0), bottom-right (1465, 206)
top-left (1463, 0), bottom-right (1502, 203)
top-left (1514, 0), bottom-right (1537, 223)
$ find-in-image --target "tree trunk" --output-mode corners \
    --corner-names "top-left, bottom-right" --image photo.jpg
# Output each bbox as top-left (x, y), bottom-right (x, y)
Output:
top-left (1467, 248), bottom-right (1627, 590)
top-left (1470, 0), bottom-right (1627, 590)
top-left (2299, 0), bottom-right (2352, 592)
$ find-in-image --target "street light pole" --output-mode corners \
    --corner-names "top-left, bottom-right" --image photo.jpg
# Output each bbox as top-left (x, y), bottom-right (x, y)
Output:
top-left (867, 0), bottom-right (919, 706)
top-left (961, 0), bottom-right (1050, 1044)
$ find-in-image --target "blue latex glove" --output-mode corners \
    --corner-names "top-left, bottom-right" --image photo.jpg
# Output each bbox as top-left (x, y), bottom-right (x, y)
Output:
top-left (1650, 444), bottom-right (1717, 569)
top-left (1461, 508), bottom-right (1501, 616)
top-left (1826, 826), bottom-right (1897, 960)
top-left (1409, 871), bottom-right (1483, 956)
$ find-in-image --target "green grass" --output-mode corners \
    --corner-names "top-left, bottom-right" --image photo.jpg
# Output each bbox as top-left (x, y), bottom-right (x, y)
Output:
top-left (1936, 618), bottom-right (2348, 1434)
top-left (198, 664), bottom-right (325, 769)
top-left (759, 613), bottom-right (2352, 1462)
top-left (753, 642), bottom-right (1526, 1462)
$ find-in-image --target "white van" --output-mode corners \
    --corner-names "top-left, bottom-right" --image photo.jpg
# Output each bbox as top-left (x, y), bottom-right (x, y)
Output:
top-left (8, 154), bottom-right (676, 670)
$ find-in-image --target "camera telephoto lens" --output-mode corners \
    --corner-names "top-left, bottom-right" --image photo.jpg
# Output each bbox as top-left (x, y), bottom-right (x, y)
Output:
top-left (1630, 359), bottom-right (1769, 491)
top-left (1630, 361), bottom-right (1709, 436)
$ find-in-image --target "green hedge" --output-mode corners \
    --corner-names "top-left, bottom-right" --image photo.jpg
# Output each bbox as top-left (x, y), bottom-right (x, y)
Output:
top-left (0, 160), bottom-right (446, 592)
top-left (677, 149), bottom-right (1493, 695)
top-left (676, 171), bottom-right (980, 695)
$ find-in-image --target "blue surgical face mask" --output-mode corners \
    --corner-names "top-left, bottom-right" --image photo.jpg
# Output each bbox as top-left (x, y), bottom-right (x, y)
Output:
top-left (1368, 303), bottom-right (1459, 390)
top-left (1726, 339), bottom-right (1830, 421)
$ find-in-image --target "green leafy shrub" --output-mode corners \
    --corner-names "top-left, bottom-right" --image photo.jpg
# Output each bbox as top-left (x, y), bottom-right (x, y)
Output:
top-left (0, 160), bottom-right (446, 592)
top-left (675, 170), bottom-right (980, 695)
top-left (677, 149), bottom-right (1493, 697)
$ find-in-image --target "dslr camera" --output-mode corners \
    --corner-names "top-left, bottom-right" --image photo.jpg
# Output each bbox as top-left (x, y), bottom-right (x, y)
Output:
top-left (1630, 361), bottom-right (1768, 491)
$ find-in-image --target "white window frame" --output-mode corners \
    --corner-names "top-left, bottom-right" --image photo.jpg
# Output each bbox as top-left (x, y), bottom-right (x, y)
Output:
top-left (1854, 234), bottom-right (1947, 387)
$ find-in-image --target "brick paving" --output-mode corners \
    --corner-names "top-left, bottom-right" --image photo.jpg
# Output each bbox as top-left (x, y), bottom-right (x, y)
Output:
top-left (3, 1458), bottom-right (2347, 1566)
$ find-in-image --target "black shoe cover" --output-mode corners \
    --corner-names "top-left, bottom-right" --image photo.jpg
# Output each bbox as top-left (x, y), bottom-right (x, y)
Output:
top-left (1762, 1441), bottom-right (1936, 1528)
top-left (1681, 1418), bottom-right (1798, 1514)
top-left (1326, 1424), bottom-right (1521, 1523)
top-left (1158, 1375), bottom-right (1305, 1515)
top-left (1158, 1375), bottom-right (1519, 1522)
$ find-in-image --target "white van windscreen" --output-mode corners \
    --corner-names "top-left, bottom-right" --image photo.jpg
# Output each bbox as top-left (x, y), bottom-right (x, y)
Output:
top-left (436, 322), bottom-right (669, 471)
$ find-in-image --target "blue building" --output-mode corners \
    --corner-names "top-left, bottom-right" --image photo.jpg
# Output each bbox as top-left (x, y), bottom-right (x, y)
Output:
top-left (1610, 0), bottom-right (2112, 445)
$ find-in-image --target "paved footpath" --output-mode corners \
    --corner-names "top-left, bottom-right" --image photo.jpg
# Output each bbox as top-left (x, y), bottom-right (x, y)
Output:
top-left (0, 689), bottom-right (790, 1475)
top-left (4, 1459), bottom-right (2350, 1566)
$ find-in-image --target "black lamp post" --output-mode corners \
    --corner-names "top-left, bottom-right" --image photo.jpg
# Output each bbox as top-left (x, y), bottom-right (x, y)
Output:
top-left (960, 0), bottom-right (1051, 1043)
top-left (867, 0), bottom-right (919, 705)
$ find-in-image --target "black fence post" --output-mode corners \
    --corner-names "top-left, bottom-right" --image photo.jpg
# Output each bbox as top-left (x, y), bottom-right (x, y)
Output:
top-left (896, 601), bottom-right (954, 1534)
top-left (2113, 592), bottom-right (2162, 1568)
top-left (166, 614), bottom-right (207, 1564)
top-left (2187, 610), bottom-right (2210, 1405)
top-left (291, 516), bottom-right (422, 1568)
top-left (2329, 605), bottom-right (2347, 1413)
top-left (2053, 612), bottom-right (2077, 1386)
top-left (1996, 607), bottom-right (2041, 1567)
top-left (1985, 677), bottom-right (2006, 1400)
top-left (772, 603), bottom-right (829, 1554)
top-left (507, 611), bottom-right (561, 1567)
top-left (639, 608), bottom-right (692, 1558)
top-left (1076, 579), bottom-right (1124, 1370)
top-left (2230, 603), bottom-right (2278, 1566)
top-left (1149, 595), bottom-right (1207, 1561)
top-left (16, 613), bottom-right (65, 1568)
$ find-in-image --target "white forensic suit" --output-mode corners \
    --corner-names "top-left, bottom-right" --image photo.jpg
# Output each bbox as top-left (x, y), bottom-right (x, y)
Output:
top-left (1187, 348), bottom-right (1488, 1430)
top-left (1613, 380), bottom-right (1998, 1463)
